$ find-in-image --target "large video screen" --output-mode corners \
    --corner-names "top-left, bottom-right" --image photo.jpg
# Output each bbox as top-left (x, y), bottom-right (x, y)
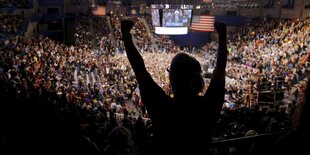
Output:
top-left (151, 9), bottom-right (160, 27)
top-left (151, 4), bottom-right (193, 35)
top-left (162, 9), bottom-right (192, 27)
top-left (155, 27), bottom-right (188, 35)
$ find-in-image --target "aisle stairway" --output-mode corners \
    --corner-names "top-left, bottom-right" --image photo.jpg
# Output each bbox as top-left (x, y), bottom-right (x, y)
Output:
top-left (106, 16), bottom-right (118, 52)
top-left (140, 18), bottom-right (158, 52)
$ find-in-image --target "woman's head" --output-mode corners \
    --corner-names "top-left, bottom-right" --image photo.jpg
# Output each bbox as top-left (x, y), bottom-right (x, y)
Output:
top-left (169, 52), bottom-right (204, 96)
top-left (106, 126), bottom-right (134, 149)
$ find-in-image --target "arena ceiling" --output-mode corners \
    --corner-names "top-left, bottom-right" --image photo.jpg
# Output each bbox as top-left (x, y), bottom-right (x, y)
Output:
top-left (105, 0), bottom-right (260, 9)
top-left (151, 0), bottom-right (259, 4)
top-left (105, 0), bottom-right (260, 5)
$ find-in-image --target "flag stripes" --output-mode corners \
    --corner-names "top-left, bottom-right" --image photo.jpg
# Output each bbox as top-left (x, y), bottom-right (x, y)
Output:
top-left (190, 16), bottom-right (215, 32)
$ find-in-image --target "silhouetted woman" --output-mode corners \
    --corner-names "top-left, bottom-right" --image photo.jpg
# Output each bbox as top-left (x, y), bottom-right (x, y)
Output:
top-left (121, 20), bottom-right (228, 154)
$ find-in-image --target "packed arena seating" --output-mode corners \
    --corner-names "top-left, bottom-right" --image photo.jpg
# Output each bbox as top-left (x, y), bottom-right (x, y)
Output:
top-left (0, 12), bottom-right (24, 40)
top-left (0, 7), bottom-right (309, 154)
top-left (0, 0), bottom-right (33, 9)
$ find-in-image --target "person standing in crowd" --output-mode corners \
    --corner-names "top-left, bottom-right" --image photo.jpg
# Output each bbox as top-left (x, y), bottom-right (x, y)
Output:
top-left (121, 20), bottom-right (228, 154)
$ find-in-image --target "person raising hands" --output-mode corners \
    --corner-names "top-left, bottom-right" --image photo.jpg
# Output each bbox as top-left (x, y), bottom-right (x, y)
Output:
top-left (121, 19), bottom-right (228, 155)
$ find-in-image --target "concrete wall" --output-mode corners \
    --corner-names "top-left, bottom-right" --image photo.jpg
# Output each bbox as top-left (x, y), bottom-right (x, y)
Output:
top-left (281, 0), bottom-right (304, 18)
top-left (24, 21), bottom-right (38, 39)
top-left (210, 8), bottom-right (227, 16)
top-left (303, 8), bottom-right (310, 18)
top-left (38, 0), bottom-right (90, 15)
top-left (13, 8), bottom-right (36, 17)
top-left (38, 24), bottom-right (48, 32)
top-left (210, 25), bottom-right (240, 43)
top-left (263, 0), bottom-right (309, 19)
top-left (203, 0), bottom-right (309, 19)
top-left (239, 7), bottom-right (261, 18)
top-left (211, 7), bottom-right (260, 17)
top-left (63, 0), bottom-right (89, 15)
top-left (37, 5), bottom-right (63, 14)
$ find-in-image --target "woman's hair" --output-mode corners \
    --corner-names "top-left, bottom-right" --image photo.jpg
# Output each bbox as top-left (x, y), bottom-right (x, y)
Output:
top-left (105, 126), bottom-right (135, 153)
top-left (169, 52), bottom-right (204, 95)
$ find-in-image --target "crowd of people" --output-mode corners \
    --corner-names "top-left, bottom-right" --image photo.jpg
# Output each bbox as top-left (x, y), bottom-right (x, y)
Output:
top-left (0, 0), bottom-right (32, 9)
top-left (0, 12), bottom-right (24, 42)
top-left (0, 9), bottom-right (309, 154)
top-left (146, 16), bottom-right (309, 107)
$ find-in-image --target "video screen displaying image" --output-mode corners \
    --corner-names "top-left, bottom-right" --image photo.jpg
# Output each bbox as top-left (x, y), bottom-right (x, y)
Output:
top-left (151, 9), bottom-right (160, 27)
top-left (162, 9), bottom-right (192, 27)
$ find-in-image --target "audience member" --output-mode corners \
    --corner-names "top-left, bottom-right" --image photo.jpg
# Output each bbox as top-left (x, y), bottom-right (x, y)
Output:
top-left (121, 20), bottom-right (228, 154)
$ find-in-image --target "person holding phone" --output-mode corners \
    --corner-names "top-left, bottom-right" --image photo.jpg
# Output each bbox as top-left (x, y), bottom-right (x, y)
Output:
top-left (121, 20), bottom-right (228, 154)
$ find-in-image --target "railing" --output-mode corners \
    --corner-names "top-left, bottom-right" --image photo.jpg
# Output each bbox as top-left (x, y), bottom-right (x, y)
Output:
top-left (210, 131), bottom-right (287, 155)
top-left (115, 113), bottom-right (150, 124)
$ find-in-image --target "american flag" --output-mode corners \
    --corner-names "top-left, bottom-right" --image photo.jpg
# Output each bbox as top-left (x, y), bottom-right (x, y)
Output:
top-left (190, 16), bottom-right (215, 32)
